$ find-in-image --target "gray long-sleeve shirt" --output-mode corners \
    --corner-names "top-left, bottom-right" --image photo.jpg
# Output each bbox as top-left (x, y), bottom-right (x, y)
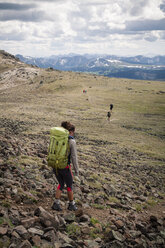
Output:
top-left (69, 138), bottom-right (79, 176)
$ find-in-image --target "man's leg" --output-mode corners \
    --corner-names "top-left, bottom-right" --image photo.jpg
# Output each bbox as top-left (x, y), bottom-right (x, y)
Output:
top-left (55, 186), bottom-right (62, 199)
top-left (67, 188), bottom-right (73, 201)
top-left (52, 185), bottom-right (63, 211)
top-left (65, 168), bottom-right (77, 211)
top-left (52, 169), bottom-right (64, 211)
top-left (67, 187), bottom-right (77, 211)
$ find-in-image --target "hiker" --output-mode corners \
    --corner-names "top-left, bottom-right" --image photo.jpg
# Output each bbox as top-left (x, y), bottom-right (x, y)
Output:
top-left (110, 104), bottom-right (113, 112)
top-left (52, 121), bottom-right (79, 211)
top-left (107, 111), bottom-right (111, 121)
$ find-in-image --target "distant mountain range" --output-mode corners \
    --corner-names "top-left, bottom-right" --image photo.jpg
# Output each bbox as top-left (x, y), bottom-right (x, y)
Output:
top-left (16, 54), bottom-right (165, 81)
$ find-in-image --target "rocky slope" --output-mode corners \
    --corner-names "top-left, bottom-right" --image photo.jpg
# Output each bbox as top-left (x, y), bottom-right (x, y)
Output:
top-left (0, 50), bottom-right (165, 248)
top-left (0, 125), bottom-right (165, 248)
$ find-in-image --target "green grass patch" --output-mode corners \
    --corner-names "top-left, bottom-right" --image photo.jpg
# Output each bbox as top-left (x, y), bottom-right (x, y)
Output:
top-left (1, 200), bottom-right (11, 209)
top-left (134, 204), bottom-right (143, 212)
top-left (0, 240), bottom-right (10, 248)
top-left (109, 196), bottom-right (120, 203)
top-left (146, 198), bottom-right (158, 206)
top-left (0, 216), bottom-right (14, 228)
top-left (88, 181), bottom-right (102, 189)
top-left (18, 155), bottom-right (38, 166)
top-left (66, 223), bottom-right (81, 237)
top-left (90, 217), bottom-right (100, 226)
top-left (89, 227), bottom-right (102, 239)
top-left (91, 204), bottom-right (105, 210)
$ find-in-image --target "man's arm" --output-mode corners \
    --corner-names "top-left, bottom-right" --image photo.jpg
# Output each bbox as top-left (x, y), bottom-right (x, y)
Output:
top-left (69, 139), bottom-right (79, 176)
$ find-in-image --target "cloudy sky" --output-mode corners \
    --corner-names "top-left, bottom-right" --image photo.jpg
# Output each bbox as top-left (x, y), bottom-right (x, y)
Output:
top-left (0, 0), bottom-right (165, 57)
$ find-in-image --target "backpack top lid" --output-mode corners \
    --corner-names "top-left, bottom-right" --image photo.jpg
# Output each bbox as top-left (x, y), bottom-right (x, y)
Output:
top-left (50, 126), bottom-right (69, 137)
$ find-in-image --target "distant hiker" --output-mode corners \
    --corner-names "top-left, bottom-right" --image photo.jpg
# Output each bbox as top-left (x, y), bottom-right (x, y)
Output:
top-left (110, 104), bottom-right (113, 112)
top-left (48, 121), bottom-right (79, 211)
top-left (107, 111), bottom-right (111, 121)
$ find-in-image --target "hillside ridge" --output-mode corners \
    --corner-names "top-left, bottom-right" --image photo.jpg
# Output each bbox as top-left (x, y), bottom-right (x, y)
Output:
top-left (0, 51), bottom-right (165, 248)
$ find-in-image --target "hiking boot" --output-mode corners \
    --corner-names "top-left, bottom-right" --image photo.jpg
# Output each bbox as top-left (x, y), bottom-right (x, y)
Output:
top-left (68, 202), bottom-right (77, 211)
top-left (52, 202), bottom-right (62, 211)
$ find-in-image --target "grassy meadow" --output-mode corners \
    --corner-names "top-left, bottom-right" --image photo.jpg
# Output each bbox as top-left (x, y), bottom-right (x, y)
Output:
top-left (1, 68), bottom-right (164, 157)
top-left (0, 60), bottom-right (165, 206)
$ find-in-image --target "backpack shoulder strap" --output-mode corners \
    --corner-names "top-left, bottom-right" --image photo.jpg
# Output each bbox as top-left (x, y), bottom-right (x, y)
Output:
top-left (69, 135), bottom-right (74, 140)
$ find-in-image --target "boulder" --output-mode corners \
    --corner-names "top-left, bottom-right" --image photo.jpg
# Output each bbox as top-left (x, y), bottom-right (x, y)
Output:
top-left (21, 217), bottom-right (39, 229)
top-left (18, 240), bottom-right (32, 248)
top-left (13, 225), bottom-right (29, 239)
top-left (109, 230), bottom-right (125, 242)
top-left (0, 226), bottom-right (8, 235)
top-left (34, 206), bottom-right (60, 228)
top-left (28, 227), bottom-right (44, 236)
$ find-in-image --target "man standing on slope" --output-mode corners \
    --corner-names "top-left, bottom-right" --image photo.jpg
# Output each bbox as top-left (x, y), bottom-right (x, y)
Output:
top-left (52, 121), bottom-right (79, 211)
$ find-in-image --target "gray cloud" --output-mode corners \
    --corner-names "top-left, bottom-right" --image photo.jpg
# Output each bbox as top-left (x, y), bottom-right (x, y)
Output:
top-left (33, 0), bottom-right (62, 1)
top-left (160, 31), bottom-right (165, 39)
top-left (0, 2), bottom-right (36, 10)
top-left (126, 19), bottom-right (165, 31)
top-left (69, 14), bottom-right (165, 41)
top-left (144, 34), bottom-right (158, 42)
top-left (0, 31), bottom-right (26, 41)
top-left (24, 0), bottom-right (64, 2)
top-left (129, 0), bottom-right (149, 16)
top-left (160, 2), bottom-right (165, 12)
top-left (79, 1), bottom-right (111, 6)
top-left (0, 10), bottom-right (52, 22)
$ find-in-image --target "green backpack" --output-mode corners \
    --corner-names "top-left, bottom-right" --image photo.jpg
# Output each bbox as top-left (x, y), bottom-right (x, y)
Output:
top-left (47, 127), bottom-right (69, 170)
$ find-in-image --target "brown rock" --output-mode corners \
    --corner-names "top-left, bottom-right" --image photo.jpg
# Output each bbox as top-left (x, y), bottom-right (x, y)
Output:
top-left (115, 220), bottom-right (124, 229)
top-left (95, 223), bottom-right (102, 231)
top-left (34, 206), bottom-right (59, 228)
top-left (81, 226), bottom-right (90, 234)
top-left (32, 235), bottom-right (41, 247)
top-left (109, 230), bottom-right (125, 242)
top-left (75, 208), bottom-right (83, 217)
top-left (150, 215), bottom-right (158, 222)
top-left (0, 226), bottom-right (8, 235)
top-left (43, 230), bottom-right (56, 242)
top-left (14, 225), bottom-right (29, 239)
top-left (19, 240), bottom-right (32, 248)
top-left (28, 227), bottom-right (44, 236)
top-left (12, 230), bottom-right (21, 239)
top-left (21, 217), bottom-right (39, 229)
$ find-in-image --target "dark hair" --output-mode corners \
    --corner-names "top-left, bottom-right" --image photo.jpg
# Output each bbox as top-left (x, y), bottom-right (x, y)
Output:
top-left (61, 121), bottom-right (70, 130)
top-left (61, 121), bottom-right (75, 132)
top-left (68, 124), bottom-right (75, 132)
